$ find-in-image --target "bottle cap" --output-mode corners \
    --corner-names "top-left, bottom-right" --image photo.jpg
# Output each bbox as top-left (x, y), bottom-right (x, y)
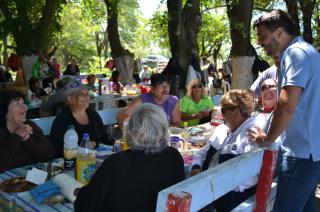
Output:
top-left (67, 125), bottom-right (75, 129)
top-left (82, 133), bottom-right (89, 139)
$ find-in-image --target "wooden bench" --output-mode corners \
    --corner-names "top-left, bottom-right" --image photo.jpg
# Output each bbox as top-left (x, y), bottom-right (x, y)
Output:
top-left (31, 107), bottom-right (122, 136)
top-left (156, 149), bottom-right (278, 212)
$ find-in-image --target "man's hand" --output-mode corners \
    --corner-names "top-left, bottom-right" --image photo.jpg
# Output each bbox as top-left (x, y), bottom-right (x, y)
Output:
top-left (189, 168), bottom-right (201, 177)
top-left (246, 126), bottom-right (269, 147)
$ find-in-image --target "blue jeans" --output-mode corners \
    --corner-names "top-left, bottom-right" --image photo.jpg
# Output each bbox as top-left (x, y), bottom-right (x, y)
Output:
top-left (273, 155), bottom-right (320, 212)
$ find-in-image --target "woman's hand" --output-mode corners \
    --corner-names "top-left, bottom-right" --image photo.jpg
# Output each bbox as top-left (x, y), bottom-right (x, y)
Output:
top-left (14, 124), bottom-right (33, 141)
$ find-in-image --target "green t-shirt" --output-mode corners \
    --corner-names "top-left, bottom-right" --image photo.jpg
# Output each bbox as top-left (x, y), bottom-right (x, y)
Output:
top-left (179, 96), bottom-right (214, 126)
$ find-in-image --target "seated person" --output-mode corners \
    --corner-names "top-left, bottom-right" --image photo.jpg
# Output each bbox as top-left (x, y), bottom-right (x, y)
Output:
top-left (109, 70), bottom-right (124, 93)
top-left (74, 103), bottom-right (185, 211)
top-left (0, 89), bottom-right (55, 173)
top-left (190, 90), bottom-right (269, 211)
top-left (41, 77), bottom-right (80, 115)
top-left (28, 77), bottom-right (47, 98)
top-left (180, 79), bottom-right (214, 126)
top-left (49, 88), bottom-right (114, 158)
top-left (117, 74), bottom-right (181, 127)
top-left (63, 58), bottom-right (80, 76)
top-left (84, 74), bottom-right (96, 92)
top-left (259, 78), bottom-right (277, 113)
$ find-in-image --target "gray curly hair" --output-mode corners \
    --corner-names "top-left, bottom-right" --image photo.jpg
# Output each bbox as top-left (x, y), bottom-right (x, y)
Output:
top-left (125, 103), bottom-right (169, 154)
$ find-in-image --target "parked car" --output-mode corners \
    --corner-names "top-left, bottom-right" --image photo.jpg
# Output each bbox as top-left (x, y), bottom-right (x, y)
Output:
top-left (142, 55), bottom-right (169, 72)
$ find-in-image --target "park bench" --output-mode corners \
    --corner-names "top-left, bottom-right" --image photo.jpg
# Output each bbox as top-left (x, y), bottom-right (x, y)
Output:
top-left (156, 148), bottom-right (278, 212)
top-left (31, 107), bottom-right (122, 136)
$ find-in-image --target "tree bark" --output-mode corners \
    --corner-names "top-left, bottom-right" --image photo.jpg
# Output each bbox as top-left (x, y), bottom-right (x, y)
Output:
top-left (284, 0), bottom-right (301, 36)
top-left (226, 0), bottom-right (256, 89)
top-left (298, 0), bottom-right (315, 44)
top-left (104, 0), bottom-right (134, 84)
top-left (167, 0), bottom-right (201, 90)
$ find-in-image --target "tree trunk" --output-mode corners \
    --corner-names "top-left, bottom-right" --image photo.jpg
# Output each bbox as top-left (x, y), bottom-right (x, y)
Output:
top-left (21, 54), bottom-right (39, 84)
top-left (226, 0), bottom-right (256, 89)
top-left (284, 0), bottom-right (301, 36)
top-left (104, 0), bottom-right (134, 84)
top-left (95, 32), bottom-right (103, 69)
top-left (167, 0), bottom-right (201, 89)
top-left (2, 36), bottom-right (8, 67)
top-left (298, 0), bottom-right (315, 44)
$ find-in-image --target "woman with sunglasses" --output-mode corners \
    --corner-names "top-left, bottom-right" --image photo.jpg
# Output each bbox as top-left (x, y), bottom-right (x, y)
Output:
top-left (50, 88), bottom-right (114, 158)
top-left (180, 79), bottom-right (214, 126)
top-left (260, 78), bottom-right (277, 113)
top-left (189, 90), bottom-right (269, 211)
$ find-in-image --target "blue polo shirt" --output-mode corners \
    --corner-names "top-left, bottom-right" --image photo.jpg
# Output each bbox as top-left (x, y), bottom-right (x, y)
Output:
top-left (278, 36), bottom-right (320, 161)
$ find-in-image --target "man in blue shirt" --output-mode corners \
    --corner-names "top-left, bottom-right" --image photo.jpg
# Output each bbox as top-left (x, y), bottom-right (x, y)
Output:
top-left (248, 9), bottom-right (320, 212)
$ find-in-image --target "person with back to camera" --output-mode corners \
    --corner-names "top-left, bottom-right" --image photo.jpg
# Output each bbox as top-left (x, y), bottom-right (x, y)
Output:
top-left (0, 89), bottom-right (55, 173)
top-left (117, 73), bottom-right (181, 127)
top-left (50, 88), bottom-right (114, 158)
top-left (64, 58), bottom-right (80, 76)
top-left (247, 9), bottom-right (320, 212)
top-left (180, 79), bottom-right (214, 126)
top-left (190, 90), bottom-right (270, 212)
top-left (74, 103), bottom-right (185, 212)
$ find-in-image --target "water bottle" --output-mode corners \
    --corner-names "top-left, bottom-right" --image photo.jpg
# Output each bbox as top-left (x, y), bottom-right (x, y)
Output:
top-left (63, 125), bottom-right (78, 170)
top-left (181, 122), bottom-right (190, 151)
top-left (76, 133), bottom-right (96, 185)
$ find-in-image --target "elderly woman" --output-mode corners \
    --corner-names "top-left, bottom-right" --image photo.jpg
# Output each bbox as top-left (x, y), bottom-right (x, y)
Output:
top-left (190, 90), bottom-right (269, 211)
top-left (117, 74), bottom-right (181, 127)
top-left (180, 79), bottom-right (214, 126)
top-left (260, 78), bottom-right (277, 113)
top-left (75, 103), bottom-right (185, 211)
top-left (0, 90), bottom-right (55, 173)
top-left (50, 88), bottom-right (114, 158)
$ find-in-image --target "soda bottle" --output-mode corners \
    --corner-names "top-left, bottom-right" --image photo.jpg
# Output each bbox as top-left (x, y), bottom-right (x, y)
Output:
top-left (63, 125), bottom-right (78, 170)
top-left (211, 108), bottom-right (224, 126)
top-left (76, 133), bottom-right (96, 185)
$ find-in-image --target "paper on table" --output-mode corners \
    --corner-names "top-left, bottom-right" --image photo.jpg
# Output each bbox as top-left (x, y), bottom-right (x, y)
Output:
top-left (52, 173), bottom-right (83, 202)
top-left (26, 168), bottom-right (48, 185)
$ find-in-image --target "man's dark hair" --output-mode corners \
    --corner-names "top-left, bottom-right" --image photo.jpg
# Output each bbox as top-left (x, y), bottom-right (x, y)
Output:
top-left (253, 9), bottom-right (297, 36)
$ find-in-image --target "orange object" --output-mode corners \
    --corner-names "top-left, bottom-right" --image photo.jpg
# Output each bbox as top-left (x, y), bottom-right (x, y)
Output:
top-left (165, 192), bottom-right (192, 212)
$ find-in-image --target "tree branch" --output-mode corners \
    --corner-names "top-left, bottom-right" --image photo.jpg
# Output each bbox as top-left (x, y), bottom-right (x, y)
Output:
top-left (0, 1), bottom-right (14, 24)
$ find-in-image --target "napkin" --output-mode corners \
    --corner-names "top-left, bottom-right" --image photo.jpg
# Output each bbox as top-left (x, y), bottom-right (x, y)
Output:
top-left (30, 181), bottom-right (61, 203)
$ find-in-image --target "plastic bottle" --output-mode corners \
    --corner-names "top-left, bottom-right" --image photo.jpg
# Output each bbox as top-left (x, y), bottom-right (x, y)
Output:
top-left (76, 133), bottom-right (96, 185)
top-left (211, 108), bottom-right (224, 126)
top-left (121, 119), bottom-right (130, 151)
top-left (63, 125), bottom-right (78, 170)
top-left (181, 122), bottom-right (190, 151)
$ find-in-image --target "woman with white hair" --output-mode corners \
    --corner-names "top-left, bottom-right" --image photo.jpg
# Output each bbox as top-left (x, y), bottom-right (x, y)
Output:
top-left (75, 103), bottom-right (185, 212)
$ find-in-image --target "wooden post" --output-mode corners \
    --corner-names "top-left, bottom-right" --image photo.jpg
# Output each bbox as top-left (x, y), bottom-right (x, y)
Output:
top-left (253, 149), bottom-right (278, 212)
top-left (165, 191), bottom-right (192, 212)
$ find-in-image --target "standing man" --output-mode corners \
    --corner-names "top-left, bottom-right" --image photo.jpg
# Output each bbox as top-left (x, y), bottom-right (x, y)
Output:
top-left (139, 65), bottom-right (150, 82)
top-left (248, 9), bottom-right (320, 212)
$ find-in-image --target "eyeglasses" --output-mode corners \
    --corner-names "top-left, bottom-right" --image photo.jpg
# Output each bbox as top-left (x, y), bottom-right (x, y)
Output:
top-left (261, 84), bottom-right (277, 92)
top-left (192, 84), bottom-right (203, 89)
top-left (221, 107), bottom-right (237, 114)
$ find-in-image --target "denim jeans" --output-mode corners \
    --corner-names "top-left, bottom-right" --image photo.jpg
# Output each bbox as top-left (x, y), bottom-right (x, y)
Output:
top-left (273, 155), bottom-right (320, 212)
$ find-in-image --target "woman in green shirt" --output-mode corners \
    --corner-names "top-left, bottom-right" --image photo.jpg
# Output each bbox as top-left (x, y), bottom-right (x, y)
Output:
top-left (180, 79), bottom-right (214, 126)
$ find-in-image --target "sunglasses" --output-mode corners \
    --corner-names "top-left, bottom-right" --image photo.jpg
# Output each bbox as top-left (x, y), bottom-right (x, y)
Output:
top-left (192, 84), bottom-right (203, 89)
top-left (221, 107), bottom-right (237, 114)
top-left (261, 84), bottom-right (277, 92)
